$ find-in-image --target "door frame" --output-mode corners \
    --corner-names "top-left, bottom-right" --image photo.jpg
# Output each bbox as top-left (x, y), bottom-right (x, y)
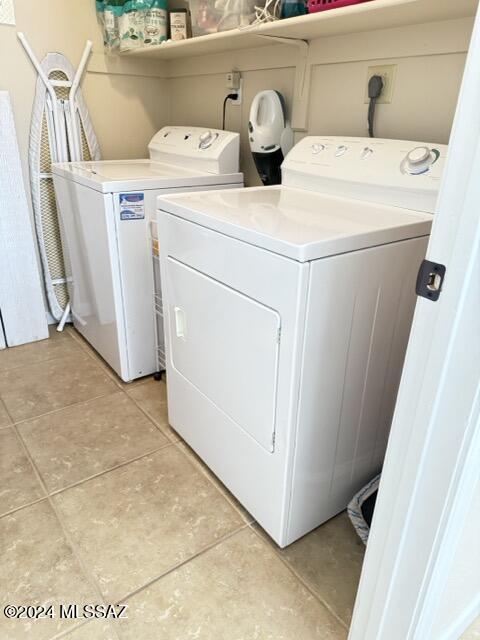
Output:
top-left (349, 5), bottom-right (480, 639)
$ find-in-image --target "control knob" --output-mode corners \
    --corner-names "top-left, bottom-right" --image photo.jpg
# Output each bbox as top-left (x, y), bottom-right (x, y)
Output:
top-left (199, 130), bottom-right (218, 149)
top-left (311, 143), bottom-right (325, 155)
top-left (403, 146), bottom-right (435, 175)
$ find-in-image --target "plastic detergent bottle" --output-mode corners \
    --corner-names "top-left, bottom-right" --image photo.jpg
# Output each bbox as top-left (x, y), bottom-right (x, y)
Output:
top-left (144, 0), bottom-right (168, 45)
top-left (119, 0), bottom-right (147, 51)
top-left (103, 0), bottom-right (125, 51)
top-left (280, 0), bottom-right (306, 18)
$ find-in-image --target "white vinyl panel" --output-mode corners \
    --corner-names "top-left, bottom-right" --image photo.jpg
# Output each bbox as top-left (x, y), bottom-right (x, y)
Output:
top-left (0, 91), bottom-right (48, 346)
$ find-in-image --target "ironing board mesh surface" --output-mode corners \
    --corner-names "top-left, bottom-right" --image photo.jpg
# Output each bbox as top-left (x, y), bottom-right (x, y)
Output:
top-left (80, 121), bottom-right (93, 161)
top-left (39, 179), bottom-right (66, 280)
top-left (53, 282), bottom-right (69, 308)
top-left (40, 115), bottom-right (51, 173)
top-left (49, 70), bottom-right (70, 100)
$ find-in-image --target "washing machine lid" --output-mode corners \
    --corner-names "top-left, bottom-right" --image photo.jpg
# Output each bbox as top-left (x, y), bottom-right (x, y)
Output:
top-left (158, 186), bottom-right (433, 262)
top-left (51, 159), bottom-right (243, 193)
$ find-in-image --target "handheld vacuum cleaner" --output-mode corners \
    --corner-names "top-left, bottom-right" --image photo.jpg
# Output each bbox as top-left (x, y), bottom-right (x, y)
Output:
top-left (248, 90), bottom-right (294, 185)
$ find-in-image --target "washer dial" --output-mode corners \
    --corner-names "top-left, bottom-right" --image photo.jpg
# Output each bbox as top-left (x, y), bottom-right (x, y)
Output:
top-left (199, 130), bottom-right (219, 149)
top-left (402, 146), bottom-right (439, 175)
top-left (311, 143), bottom-right (325, 155)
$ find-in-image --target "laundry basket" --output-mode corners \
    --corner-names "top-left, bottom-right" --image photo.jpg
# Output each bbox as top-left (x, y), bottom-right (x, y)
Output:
top-left (347, 474), bottom-right (380, 545)
top-left (307, 0), bottom-right (372, 13)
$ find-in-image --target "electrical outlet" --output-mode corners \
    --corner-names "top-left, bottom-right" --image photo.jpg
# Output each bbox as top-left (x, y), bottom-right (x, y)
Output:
top-left (364, 65), bottom-right (397, 104)
top-left (226, 71), bottom-right (241, 91)
top-left (230, 78), bottom-right (243, 106)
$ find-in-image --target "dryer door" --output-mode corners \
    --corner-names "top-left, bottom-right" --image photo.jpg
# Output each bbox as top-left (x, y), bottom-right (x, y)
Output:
top-left (166, 257), bottom-right (280, 452)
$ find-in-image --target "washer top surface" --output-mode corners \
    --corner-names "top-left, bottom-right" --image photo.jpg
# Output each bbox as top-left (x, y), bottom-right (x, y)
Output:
top-left (158, 185), bottom-right (433, 262)
top-left (51, 159), bottom-right (243, 193)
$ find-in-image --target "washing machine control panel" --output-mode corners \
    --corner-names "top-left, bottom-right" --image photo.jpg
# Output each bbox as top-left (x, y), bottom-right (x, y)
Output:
top-left (283, 136), bottom-right (448, 213)
top-left (148, 126), bottom-right (240, 175)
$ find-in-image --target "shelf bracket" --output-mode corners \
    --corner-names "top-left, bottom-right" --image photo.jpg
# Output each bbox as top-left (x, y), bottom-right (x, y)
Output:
top-left (255, 34), bottom-right (310, 131)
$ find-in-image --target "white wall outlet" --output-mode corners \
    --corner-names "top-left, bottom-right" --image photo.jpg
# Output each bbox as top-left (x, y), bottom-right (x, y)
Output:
top-left (365, 64), bottom-right (397, 104)
top-left (230, 78), bottom-right (243, 106)
top-left (226, 71), bottom-right (241, 91)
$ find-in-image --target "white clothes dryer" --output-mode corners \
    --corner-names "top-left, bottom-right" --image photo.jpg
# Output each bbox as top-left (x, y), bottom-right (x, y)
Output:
top-left (157, 136), bottom-right (447, 546)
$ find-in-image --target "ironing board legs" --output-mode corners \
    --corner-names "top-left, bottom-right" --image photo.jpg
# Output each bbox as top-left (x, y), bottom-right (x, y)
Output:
top-left (57, 302), bottom-right (70, 332)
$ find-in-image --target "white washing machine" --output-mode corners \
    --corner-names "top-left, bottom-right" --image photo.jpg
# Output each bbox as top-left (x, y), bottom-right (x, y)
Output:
top-left (52, 126), bottom-right (243, 382)
top-left (157, 136), bottom-right (448, 547)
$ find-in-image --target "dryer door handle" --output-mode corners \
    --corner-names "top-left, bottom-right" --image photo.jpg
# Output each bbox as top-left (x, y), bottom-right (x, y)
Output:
top-left (174, 306), bottom-right (187, 340)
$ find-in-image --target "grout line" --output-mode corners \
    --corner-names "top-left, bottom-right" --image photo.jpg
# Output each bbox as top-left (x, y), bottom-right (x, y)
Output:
top-left (0, 346), bottom-right (83, 375)
top-left (123, 387), bottom-right (177, 443)
top-left (67, 327), bottom-right (153, 392)
top-left (0, 495), bottom-right (49, 521)
top-left (0, 395), bottom-right (15, 424)
top-left (11, 422), bottom-right (111, 620)
top-left (174, 440), bottom-right (255, 526)
top-left (247, 522), bottom-right (350, 632)
top-left (11, 389), bottom-right (120, 427)
top-left (46, 441), bottom-right (175, 498)
top-left (2, 416), bottom-right (173, 521)
top-left (66, 328), bottom-right (125, 390)
top-left (116, 523), bottom-right (250, 605)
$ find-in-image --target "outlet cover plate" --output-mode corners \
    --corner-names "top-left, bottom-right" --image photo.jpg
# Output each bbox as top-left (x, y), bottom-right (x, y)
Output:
top-left (365, 64), bottom-right (397, 104)
top-left (230, 78), bottom-right (243, 106)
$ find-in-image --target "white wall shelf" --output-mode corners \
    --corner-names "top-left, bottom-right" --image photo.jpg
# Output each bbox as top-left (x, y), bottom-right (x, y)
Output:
top-left (121, 0), bottom-right (478, 60)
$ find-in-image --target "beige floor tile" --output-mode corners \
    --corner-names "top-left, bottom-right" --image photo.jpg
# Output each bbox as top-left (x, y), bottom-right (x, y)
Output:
top-left (178, 441), bottom-right (255, 524)
top-left (0, 428), bottom-right (45, 516)
top-left (53, 446), bottom-right (245, 602)
top-left (118, 528), bottom-right (347, 640)
top-left (58, 620), bottom-right (120, 640)
top-left (0, 399), bottom-right (11, 428)
top-left (0, 329), bottom-right (80, 373)
top-left (66, 327), bottom-right (155, 390)
top-left (0, 501), bottom-right (99, 640)
top-left (18, 393), bottom-right (169, 493)
top-left (256, 512), bottom-right (365, 626)
top-left (0, 352), bottom-right (117, 423)
top-left (125, 379), bottom-right (173, 438)
top-left (462, 617), bottom-right (480, 639)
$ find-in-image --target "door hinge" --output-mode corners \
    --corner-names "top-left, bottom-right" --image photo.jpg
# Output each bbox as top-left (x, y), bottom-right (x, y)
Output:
top-left (277, 328), bottom-right (282, 343)
top-left (416, 260), bottom-right (446, 302)
top-left (271, 431), bottom-right (276, 450)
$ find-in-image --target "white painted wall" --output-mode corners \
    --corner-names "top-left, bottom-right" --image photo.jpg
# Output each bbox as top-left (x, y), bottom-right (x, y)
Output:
top-left (166, 17), bottom-right (473, 185)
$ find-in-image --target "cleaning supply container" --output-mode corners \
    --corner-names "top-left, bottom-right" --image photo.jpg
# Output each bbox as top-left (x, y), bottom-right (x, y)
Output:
top-left (307, 0), bottom-right (372, 13)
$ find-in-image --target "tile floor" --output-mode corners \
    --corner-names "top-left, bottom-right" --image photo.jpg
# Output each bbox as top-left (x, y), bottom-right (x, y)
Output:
top-left (0, 329), bottom-right (475, 639)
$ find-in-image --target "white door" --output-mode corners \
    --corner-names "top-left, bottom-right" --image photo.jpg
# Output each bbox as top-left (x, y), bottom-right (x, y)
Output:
top-left (350, 7), bottom-right (480, 640)
top-left (165, 257), bottom-right (281, 452)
